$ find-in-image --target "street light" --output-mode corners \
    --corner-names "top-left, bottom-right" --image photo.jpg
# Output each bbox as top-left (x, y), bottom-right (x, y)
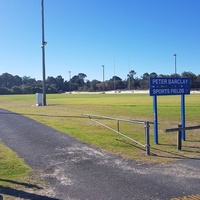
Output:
top-left (174, 54), bottom-right (177, 76)
top-left (68, 71), bottom-right (71, 94)
top-left (41, 0), bottom-right (47, 106)
top-left (102, 65), bottom-right (105, 94)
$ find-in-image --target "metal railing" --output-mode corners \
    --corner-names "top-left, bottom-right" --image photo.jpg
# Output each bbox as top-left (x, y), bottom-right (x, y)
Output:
top-left (83, 114), bottom-right (153, 155)
top-left (165, 125), bottom-right (200, 150)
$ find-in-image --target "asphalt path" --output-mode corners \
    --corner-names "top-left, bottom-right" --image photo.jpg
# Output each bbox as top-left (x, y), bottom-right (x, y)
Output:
top-left (0, 108), bottom-right (200, 200)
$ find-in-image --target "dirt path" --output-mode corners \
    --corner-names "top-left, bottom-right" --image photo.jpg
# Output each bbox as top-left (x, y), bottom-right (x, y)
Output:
top-left (0, 108), bottom-right (200, 200)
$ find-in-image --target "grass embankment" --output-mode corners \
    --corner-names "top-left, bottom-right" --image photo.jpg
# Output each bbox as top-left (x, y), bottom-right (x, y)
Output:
top-left (0, 93), bottom-right (200, 164)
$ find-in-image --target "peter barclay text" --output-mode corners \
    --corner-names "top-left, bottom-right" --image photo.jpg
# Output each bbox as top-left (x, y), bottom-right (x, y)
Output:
top-left (149, 78), bottom-right (190, 86)
top-left (149, 78), bottom-right (190, 96)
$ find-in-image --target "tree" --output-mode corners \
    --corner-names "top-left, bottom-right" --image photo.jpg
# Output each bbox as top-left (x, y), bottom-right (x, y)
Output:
top-left (181, 71), bottom-right (197, 89)
top-left (70, 74), bottom-right (86, 90)
top-left (0, 87), bottom-right (13, 94)
top-left (90, 79), bottom-right (101, 91)
top-left (129, 70), bottom-right (136, 78)
top-left (14, 75), bottom-right (22, 86)
top-left (149, 72), bottom-right (158, 78)
top-left (46, 76), bottom-right (57, 85)
top-left (0, 73), bottom-right (16, 88)
top-left (78, 73), bottom-right (87, 80)
top-left (110, 76), bottom-right (122, 81)
top-left (196, 74), bottom-right (200, 90)
top-left (55, 75), bottom-right (64, 92)
top-left (127, 70), bottom-right (136, 89)
top-left (12, 86), bottom-right (22, 94)
top-left (140, 73), bottom-right (150, 89)
top-left (22, 76), bottom-right (36, 85)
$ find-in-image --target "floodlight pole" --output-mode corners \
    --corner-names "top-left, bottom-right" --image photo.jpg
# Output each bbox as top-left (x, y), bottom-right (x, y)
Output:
top-left (174, 54), bottom-right (177, 76)
top-left (68, 71), bottom-right (71, 94)
top-left (129, 57), bottom-right (131, 90)
top-left (41, 0), bottom-right (47, 106)
top-left (102, 65), bottom-right (105, 94)
top-left (114, 57), bottom-right (116, 91)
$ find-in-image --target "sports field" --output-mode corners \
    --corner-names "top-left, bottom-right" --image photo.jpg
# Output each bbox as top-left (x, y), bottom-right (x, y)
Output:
top-left (0, 93), bottom-right (200, 163)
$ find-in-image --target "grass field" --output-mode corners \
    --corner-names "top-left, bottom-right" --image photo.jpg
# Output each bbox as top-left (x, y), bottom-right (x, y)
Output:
top-left (0, 93), bottom-right (200, 164)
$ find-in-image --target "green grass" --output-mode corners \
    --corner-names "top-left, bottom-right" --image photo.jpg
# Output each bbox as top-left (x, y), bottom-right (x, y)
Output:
top-left (0, 142), bottom-right (49, 199)
top-left (0, 142), bottom-right (31, 180)
top-left (0, 141), bottom-right (35, 199)
top-left (0, 93), bottom-right (200, 164)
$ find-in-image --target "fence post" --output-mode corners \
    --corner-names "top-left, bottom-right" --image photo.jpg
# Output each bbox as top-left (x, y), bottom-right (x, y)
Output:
top-left (145, 121), bottom-right (150, 155)
top-left (177, 124), bottom-right (182, 150)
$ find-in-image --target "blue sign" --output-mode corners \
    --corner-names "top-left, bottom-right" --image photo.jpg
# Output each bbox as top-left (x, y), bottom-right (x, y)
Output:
top-left (149, 77), bottom-right (190, 144)
top-left (149, 78), bottom-right (190, 96)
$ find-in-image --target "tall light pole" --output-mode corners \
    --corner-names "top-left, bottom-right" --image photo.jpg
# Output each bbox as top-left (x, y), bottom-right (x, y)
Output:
top-left (41, 0), bottom-right (47, 106)
top-left (102, 65), bottom-right (105, 94)
top-left (174, 54), bottom-right (177, 76)
top-left (129, 57), bottom-right (131, 90)
top-left (114, 57), bottom-right (116, 91)
top-left (68, 71), bottom-right (71, 94)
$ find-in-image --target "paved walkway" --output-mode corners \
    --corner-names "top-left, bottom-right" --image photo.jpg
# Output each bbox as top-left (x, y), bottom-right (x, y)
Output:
top-left (0, 108), bottom-right (200, 200)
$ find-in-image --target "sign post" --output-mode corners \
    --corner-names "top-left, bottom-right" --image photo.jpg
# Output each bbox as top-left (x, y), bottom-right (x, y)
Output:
top-left (149, 77), bottom-right (190, 144)
top-left (181, 94), bottom-right (186, 140)
top-left (153, 95), bottom-right (158, 144)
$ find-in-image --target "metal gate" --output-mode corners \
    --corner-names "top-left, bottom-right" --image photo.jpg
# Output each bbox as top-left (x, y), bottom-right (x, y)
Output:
top-left (83, 114), bottom-right (153, 155)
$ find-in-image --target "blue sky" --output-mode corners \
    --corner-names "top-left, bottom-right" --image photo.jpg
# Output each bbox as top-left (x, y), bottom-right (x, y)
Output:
top-left (0, 0), bottom-right (199, 81)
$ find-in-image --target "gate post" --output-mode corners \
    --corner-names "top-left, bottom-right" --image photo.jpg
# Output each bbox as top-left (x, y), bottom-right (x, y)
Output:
top-left (177, 124), bottom-right (182, 150)
top-left (117, 120), bottom-right (120, 132)
top-left (145, 121), bottom-right (150, 155)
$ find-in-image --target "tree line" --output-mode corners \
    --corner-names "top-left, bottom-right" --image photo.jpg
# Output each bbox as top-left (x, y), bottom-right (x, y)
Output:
top-left (0, 71), bottom-right (199, 94)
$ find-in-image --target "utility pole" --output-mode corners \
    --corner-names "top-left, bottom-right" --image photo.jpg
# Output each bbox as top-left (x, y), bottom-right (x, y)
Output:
top-left (41, 0), bottom-right (47, 106)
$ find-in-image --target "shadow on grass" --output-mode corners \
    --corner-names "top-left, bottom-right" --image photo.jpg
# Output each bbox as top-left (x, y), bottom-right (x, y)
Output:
top-left (158, 143), bottom-right (177, 148)
top-left (151, 146), bottom-right (190, 159)
top-left (0, 111), bottom-right (86, 119)
top-left (0, 179), bottom-right (59, 200)
top-left (23, 113), bottom-right (87, 119)
top-left (116, 138), bottom-right (185, 159)
top-left (115, 138), bottom-right (146, 152)
top-left (0, 178), bottom-right (43, 189)
top-left (0, 185), bottom-right (59, 200)
top-left (181, 149), bottom-right (200, 154)
top-left (185, 139), bottom-right (200, 143)
top-left (117, 139), bottom-right (200, 160)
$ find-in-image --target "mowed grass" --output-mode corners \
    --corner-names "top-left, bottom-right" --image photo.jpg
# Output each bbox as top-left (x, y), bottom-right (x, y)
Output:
top-left (0, 93), bottom-right (200, 164)
top-left (0, 141), bottom-right (34, 198)
top-left (0, 142), bottom-right (31, 180)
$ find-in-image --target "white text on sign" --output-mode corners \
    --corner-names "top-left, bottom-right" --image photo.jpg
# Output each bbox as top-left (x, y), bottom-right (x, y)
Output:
top-left (152, 78), bottom-right (189, 85)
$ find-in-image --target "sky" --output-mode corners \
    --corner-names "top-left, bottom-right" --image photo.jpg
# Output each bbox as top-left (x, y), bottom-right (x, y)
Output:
top-left (0, 0), bottom-right (199, 82)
